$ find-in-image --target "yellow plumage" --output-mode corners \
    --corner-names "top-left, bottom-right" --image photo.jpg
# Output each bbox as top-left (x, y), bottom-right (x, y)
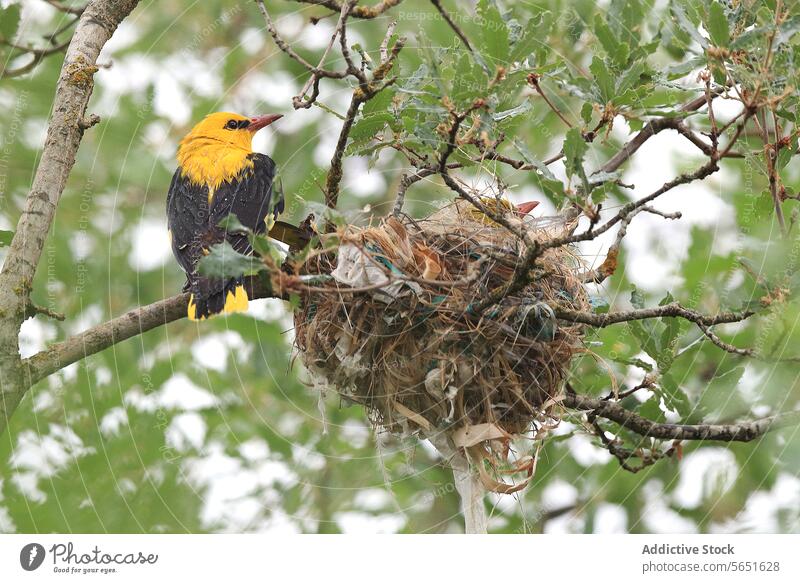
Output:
top-left (187, 285), bottom-right (249, 321)
top-left (224, 284), bottom-right (249, 314)
top-left (176, 112), bottom-right (256, 194)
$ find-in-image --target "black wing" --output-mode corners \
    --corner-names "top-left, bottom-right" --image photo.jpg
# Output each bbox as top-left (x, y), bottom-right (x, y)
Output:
top-left (166, 169), bottom-right (211, 281)
top-left (210, 153), bottom-right (282, 256)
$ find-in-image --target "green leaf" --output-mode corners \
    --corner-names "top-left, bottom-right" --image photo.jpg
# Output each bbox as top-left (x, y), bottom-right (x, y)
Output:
top-left (492, 100), bottom-right (532, 122)
top-left (400, 63), bottom-right (429, 92)
top-left (616, 61), bottom-right (649, 95)
top-left (777, 15), bottom-right (800, 46)
top-left (628, 320), bottom-right (660, 361)
top-left (665, 54), bottom-right (706, 77)
top-left (609, 0), bottom-right (643, 49)
top-left (362, 88), bottom-right (394, 115)
top-left (216, 214), bottom-right (251, 235)
top-left (0, 230), bottom-right (13, 247)
top-left (589, 56), bottom-right (615, 103)
top-left (563, 127), bottom-right (587, 178)
top-left (671, 1), bottom-right (708, 48)
top-left (593, 14), bottom-right (631, 69)
top-left (0, 4), bottom-right (21, 41)
top-left (509, 17), bottom-right (541, 62)
top-left (659, 372), bottom-right (692, 416)
top-left (581, 102), bottom-right (593, 125)
top-left (477, 0), bottom-right (509, 64)
top-left (349, 112), bottom-right (393, 140)
top-left (630, 287), bottom-right (645, 309)
top-left (588, 171), bottom-right (621, 187)
top-left (639, 396), bottom-right (666, 423)
top-left (730, 24), bottom-right (772, 50)
top-left (512, 138), bottom-right (558, 182)
top-left (612, 356), bottom-right (653, 372)
top-left (304, 201), bottom-right (348, 229)
top-left (777, 142), bottom-right (795, 170)
top-left (657, 300), bottom-right (681, 373)
top-left (532, 176), bottom-right (567, 203)
top-left (197, 240), bottom-right (263, 279)
top-left (593, 15), bottom-right (621, 63)
top-left (706, 2), bottom-right (730, 48)
top-left (451, 51), bottom-right (486, 104)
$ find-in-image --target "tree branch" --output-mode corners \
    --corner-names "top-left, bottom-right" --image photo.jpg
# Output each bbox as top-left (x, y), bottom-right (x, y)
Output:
top-left (293, 0), bottom-right (352, 108)
top-left (554, 302), bottom-right (753, 328)
top-left (430, 0), bottom-right (473, 52)
top-left (43, 0), bottom-right (86, 15)
top-left (296, 0), bottom-right (404, 19)
top-left (597, 88), bottom-right (725, 174)
top-left (564, 393), bottom-right (800, 443)
top-left (0, 37), bottom-right (73, 79)
top-left (21, 278), bottom-right (278, 387)
top-left (256, 0), bottom-right (348, 77)
top-left (325, 31), bottom-right (404, 210)
top-left (0, 0), bottom-right (140, 435)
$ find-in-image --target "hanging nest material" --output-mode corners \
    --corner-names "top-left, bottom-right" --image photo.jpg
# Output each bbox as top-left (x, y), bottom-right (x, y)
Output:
top-left (291, 197), bottom-right (589, 493)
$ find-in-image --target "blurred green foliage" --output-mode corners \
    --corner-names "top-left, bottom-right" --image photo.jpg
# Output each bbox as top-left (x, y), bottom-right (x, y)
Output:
top-left (0, 0), bottom-right (799, 533)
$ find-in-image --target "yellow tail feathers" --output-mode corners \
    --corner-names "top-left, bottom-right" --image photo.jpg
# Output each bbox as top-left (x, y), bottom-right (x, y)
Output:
top-left (187, 284), bottom-right (249, 321)
top-left (187, 295), bottom-right (203, 321)
top-left (224, 284), bottom-right (249, 314)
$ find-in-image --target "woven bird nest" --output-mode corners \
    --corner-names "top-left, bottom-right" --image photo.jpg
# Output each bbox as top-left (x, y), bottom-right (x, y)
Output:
top-left (292, 198), bottom-right (589, 485)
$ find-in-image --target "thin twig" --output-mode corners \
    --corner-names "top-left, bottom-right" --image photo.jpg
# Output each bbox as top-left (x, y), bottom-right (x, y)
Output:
top-left (294, 0), bottom-right (353, 108)
top-left (0, 38), bottom-right (72, 79)
top-left (597, 86), bottom-right (726, 174)
top-left (296, 0), bottom-right (404, 19)
top-left (430, 0), bottom-right (473, 52)
top-left (527, 73), bottom-right (572, 128)
top-left (554, 302), bottom-right (753, 328)
top-left (43, 0), bottom-right (85, 15)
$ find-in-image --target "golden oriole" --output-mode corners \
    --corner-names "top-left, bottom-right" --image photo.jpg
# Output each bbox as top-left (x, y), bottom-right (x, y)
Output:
top-left (167, 111), bottom-right (283, 321)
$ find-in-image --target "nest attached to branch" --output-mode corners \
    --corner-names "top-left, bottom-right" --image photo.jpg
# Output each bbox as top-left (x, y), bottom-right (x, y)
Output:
top-left (292, 198), bottom-right (588, 493)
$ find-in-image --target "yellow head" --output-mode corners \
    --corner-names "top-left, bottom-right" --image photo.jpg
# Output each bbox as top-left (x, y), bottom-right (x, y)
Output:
top-left (179, 112), bottom-right (282, 153)
top-left (177, 111), bottom-right (282, 188)
top-left (467, 197), bottom-right (540, 224)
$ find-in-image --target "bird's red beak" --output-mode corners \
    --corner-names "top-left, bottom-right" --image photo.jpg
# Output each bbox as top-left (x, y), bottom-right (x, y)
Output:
top-left (248, 114), bottom-right (283, 132)
top-left (515, 200), bottom-right (540, 216)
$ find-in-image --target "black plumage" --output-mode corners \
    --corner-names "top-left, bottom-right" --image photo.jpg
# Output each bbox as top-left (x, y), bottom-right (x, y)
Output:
top-left (166, 153), bottom-right (282, 319)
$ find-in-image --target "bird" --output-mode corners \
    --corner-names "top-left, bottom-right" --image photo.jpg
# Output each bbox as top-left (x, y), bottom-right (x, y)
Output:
top-left (421, 197), bottom-right (538, 237)
top-left (167, 111), bottom-right (284, 321)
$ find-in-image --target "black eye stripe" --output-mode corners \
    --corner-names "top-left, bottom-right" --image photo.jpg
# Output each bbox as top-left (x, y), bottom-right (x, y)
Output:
top-left (224, 119), bottom-right (251, 130)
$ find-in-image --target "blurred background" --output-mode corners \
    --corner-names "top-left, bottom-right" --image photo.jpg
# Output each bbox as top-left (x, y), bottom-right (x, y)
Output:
top-left (0, 0), bottom-right (799, 533)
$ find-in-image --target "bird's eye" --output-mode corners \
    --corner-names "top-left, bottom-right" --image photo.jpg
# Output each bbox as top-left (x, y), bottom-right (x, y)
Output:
top-left (225, 120), bottom-right (238, 130)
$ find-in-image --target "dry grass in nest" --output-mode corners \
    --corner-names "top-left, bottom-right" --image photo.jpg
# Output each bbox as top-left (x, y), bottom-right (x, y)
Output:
top-left (292, 198), bottom-right (588, 489)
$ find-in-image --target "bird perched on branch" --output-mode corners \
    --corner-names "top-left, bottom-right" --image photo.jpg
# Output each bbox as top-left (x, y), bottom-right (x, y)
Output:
top-left (167, 111), bottom-right (284, 320)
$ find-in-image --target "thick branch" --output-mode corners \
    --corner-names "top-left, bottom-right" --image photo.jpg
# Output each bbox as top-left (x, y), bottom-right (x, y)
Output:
top-left (21, 278), bottom-right (277, 387)
top-left (564, 393), bottom-right (800, 442)
top-left (0, 0), bottom-right (140, 434)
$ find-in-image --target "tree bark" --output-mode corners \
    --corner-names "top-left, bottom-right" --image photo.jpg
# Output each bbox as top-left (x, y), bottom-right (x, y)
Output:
top-left (0, 0), bottom-right (140, 436)
top-left (563, 393), bottom-right (800, 442)
top-left (20, 277), bottom-right (276, 386)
